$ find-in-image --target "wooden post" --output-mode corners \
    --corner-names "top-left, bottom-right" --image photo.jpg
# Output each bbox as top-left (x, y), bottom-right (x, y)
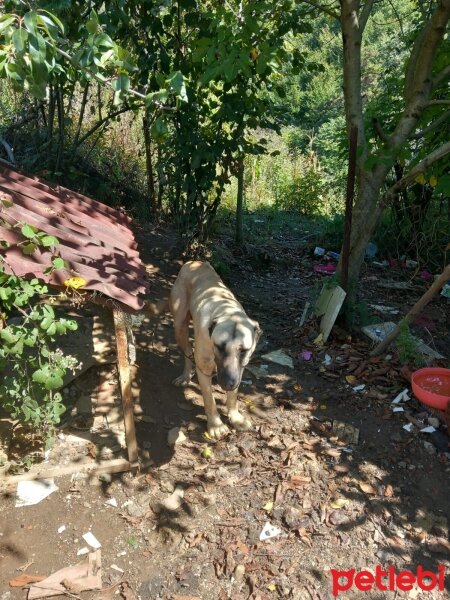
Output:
top-left (113, 309), bottom-right (139, 471)
top-left (236, 155), bottom-right (245, 245)
top-left (371, 263), bottom-right (450, 356)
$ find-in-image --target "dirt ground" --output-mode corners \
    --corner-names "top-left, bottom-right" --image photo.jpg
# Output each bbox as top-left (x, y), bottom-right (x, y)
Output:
top-left (1, 224), bottom-right (450, 600)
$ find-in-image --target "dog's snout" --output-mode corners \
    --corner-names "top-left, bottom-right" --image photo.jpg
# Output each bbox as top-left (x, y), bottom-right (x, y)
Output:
top-left (218, 370), bottom-right (240, 391)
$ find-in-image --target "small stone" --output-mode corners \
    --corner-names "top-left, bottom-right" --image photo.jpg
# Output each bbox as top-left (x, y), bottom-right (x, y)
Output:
top-left (427, 417), bottom-right (440, 428)
top-left (283, 506), bottom-right (303, 530)
top-left (234, 564), bottom-right (245, 582)
top-left (139, 575), bottom-right (165, 598)
top-left (127, 502), bottom-right (146, 518)
top-left (329, 510), bottom-right (347, 526)
top-left (423, 441), bottom-right (435, 455)
top-left (167, 427), bottom-right (187, 446)
top-left (160, 480), bottom-right (175, 494)
top-left (398, 461), bottom-right (407, 468)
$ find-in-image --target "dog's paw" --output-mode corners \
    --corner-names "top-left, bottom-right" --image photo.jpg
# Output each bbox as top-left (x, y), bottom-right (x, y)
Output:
top-left (228, 410), bottom-right (252, 432)
top-left (207, 417), bottom-right (230, 439)
top-left (172, 373), bottom-right (192, 387)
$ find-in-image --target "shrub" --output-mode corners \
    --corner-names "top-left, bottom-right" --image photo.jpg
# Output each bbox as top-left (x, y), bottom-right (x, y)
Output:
top-left (0, 210), bottom-right (80, 442)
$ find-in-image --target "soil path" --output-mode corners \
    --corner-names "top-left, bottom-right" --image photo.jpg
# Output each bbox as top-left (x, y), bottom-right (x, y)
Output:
top-left (1, 226), bottom-right (449, 600)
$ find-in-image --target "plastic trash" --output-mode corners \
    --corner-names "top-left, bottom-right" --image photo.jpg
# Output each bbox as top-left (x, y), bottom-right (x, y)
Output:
top-left (314, 247), bottom-right (326, 256)
top-left (365, 242), bottom-right (378, 257)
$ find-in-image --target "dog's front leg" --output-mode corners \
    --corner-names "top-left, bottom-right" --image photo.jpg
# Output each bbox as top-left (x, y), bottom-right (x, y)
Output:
top-left (226, 389), bottom-right (252, 431)
top-left (196, 369), bottom-right (230, 439)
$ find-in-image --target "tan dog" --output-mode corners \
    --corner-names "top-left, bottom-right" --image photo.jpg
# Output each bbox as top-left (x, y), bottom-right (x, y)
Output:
top-left (169, 261), bottom-right (261, 439)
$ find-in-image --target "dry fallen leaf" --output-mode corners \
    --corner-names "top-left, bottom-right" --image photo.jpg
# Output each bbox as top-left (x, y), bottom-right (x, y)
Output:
top-left (289, 475), bottom-right (312, 487)
top-left (263, 501), bottom-right (274, 512)
top-left (384, 484), bottom-right (394, 497)
top-left (333, 464), bottom-right (350, 474)
top-left (329, 510), bottom-right (347, 526)
top-left (330, 498), bottom-right (347, 509)
top-left (9, 575), bottom-right (46, 588)
top-left (346, 375), bottom-right (357, 384)
top-left (428, 537), bottom-right (450, 554)
top-left (359, 482), bottom-right (377, 495)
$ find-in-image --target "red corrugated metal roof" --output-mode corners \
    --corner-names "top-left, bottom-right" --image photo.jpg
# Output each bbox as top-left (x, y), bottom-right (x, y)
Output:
top-left (0, 163), bottom-right (148, 311)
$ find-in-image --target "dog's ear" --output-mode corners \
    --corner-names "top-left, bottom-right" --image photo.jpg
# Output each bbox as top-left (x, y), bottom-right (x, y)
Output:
top-left (208, 319), bottom-right (218, 338)
top-left (253, 321), bottom-right (262, 343)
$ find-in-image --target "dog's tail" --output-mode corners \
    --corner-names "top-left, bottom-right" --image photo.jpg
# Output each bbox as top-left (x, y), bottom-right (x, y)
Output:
top-left (143, 298), bottom-right (169, 316)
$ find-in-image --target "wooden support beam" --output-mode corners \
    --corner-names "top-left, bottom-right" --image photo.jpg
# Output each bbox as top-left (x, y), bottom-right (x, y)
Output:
top-left (113, 309), bottom-right (139, 471)
top-left (1, 458), bottom-right (132, 485)
top-left (371, 264), bottom-right (450, 356)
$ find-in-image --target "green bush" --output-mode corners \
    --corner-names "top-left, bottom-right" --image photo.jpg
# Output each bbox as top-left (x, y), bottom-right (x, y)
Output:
top-left (0, 213), bottom-right (80, 442)
top-left (275, 166), bottom-right (328, 215)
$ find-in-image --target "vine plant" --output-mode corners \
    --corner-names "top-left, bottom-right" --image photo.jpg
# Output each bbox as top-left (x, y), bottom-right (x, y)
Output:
top-left (0, 195), bottom-right (80, 444)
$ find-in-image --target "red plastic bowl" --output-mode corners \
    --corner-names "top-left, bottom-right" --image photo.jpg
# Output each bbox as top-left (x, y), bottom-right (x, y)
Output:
top-left (412, 368), bottom-right (450, 410)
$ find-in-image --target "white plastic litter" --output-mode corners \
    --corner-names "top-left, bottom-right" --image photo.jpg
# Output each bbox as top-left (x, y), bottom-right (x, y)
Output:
top-left (323, 354), bottom-right (332, 366)
top-left (353, 384), bottom-right (366, 392)
top-left (403, 423), bottom-right (413, 432)
top-left (15, 479), bottom-right (59, 507)
top-left (110, 564), bottom-right (124, 573)
top-left (77, 547), bottom-right (89, 556)
top-left (259, 521), bottom-right (282, 541)
top-left (82, 531), bottom-right (102, 549)
top-left (392, 389), bottom-right (410, 404)
top-left (420, 426), bottom-right (436, 434)
top-left (57, 525), bottom-right (66, 534)
top-left (105, 497), bottom-right (118, 508)
top-left (392, 407), bottom-right (405, 413)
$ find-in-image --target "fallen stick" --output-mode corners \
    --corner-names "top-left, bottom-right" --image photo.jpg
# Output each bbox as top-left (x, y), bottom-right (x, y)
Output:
top-left (371, 263), bottom-right (450, 356)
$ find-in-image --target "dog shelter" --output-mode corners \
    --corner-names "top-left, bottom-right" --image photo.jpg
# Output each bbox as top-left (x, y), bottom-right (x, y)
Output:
top-left (0, 163), bottom-right (149, 480)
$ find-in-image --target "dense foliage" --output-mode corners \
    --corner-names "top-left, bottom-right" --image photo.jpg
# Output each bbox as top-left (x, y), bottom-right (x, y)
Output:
top-left (0, 0), bottom-right (449, 264)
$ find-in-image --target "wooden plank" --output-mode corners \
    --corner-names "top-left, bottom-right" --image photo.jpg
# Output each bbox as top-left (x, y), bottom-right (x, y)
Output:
top-left (113, 308), bottom-right (139, 470)
top-left (315, 284), bottom-right (347, 342)
top-left (1, 458), bottom-right (132, 485)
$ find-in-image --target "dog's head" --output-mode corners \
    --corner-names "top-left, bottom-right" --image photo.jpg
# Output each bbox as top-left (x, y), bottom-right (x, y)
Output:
top-left (209, 316), bottom-right (261, 391)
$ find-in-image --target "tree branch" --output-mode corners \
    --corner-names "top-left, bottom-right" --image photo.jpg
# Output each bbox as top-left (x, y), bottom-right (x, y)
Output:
top-left (372, 117), bottom-right (389, 142)
top-left (384, 140), bottom-right (450, 200)
top-left (359, 0), bottom-right (376, 32)
top-left (432, 63), bottom-right (450, 87)
top-left (301, 0), bottom-right (340, 20)
top-left (411, 109), bottom-right (450, 139)
top-left (76, 105), bottom-right (139, 147)
top-left (425, 99), bottom-right (450, 107)
top-left (388, 0), bottom-right (450, 148)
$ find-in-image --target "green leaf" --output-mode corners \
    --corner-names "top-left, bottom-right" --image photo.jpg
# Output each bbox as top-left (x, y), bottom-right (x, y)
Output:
top-left (24, 11), bottom-right (38, 34)
top-left (21, 224), bottom-right (37, 238)
top-left (145, 90), bottom-right (169, 107)
top-left (12, 29), bottom-right (28, 53)
top-left (435, 174), bottom-right (450, 195)
top-left (52, 257), bottom-right (65, 269)
top-left (22, 242), bottom-right (37, 255)
top-left (41, 235), bottom-right (59, 247)
top-left (1, 197), bottom-right (13, 208)
top-left (0, 15), bottom-right (16, 34)
top-left (40, 10), bottom-right (65, 34)
top-left (167, 71), bottom-right (188, 102)
top-left (86, 11), bottom-right (99, 35)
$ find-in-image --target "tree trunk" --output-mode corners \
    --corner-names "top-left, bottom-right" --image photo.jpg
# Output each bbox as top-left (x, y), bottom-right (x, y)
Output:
top-left (235, 155), bottom-right (244, 245)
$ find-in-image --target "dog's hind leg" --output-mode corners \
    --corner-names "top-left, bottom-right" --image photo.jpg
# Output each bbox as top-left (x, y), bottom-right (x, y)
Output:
top-left (196, 370), bottom-right (230, 439)
top-left (226, 389), bottom-right (252, 431)
top-left (172, 314), bottom-right (194, 386)
top-left (170, 284), bottom-right (194, 387)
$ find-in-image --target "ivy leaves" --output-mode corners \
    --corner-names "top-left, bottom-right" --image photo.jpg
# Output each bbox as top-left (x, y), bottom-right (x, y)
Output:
top-left (0, 213), bottom-right (80, 437)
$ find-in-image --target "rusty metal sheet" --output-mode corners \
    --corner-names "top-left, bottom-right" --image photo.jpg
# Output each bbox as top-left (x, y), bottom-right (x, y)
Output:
top-left (0, 164), bottom-right (148, 311)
